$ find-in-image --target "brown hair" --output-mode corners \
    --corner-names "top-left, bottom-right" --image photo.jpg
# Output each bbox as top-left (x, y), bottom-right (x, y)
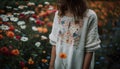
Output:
top-left (57, 0), bottom-right (88, 19)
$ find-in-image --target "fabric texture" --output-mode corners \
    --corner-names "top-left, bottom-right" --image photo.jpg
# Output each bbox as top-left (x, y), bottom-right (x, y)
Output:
top-left (49, 9), bottom-right (101, 69)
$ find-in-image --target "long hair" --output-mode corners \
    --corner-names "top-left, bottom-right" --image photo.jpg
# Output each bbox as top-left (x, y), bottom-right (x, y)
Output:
top-left (57, 0), bottom-right (88, 19)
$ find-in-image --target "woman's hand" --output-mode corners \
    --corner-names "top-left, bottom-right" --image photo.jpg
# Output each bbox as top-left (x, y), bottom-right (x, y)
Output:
top-left (49, 64), bottom-right (54, 69)
top-left (82, 52), bottom-right (93, 69)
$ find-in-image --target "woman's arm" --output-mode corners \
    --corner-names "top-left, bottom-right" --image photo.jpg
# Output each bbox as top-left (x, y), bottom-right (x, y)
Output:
top-left (49, 46), bottom-right (56, 69)
top-left (83, 11), bottom-right (101, 69)
top-left (83, 52), bottom-right (93, 69)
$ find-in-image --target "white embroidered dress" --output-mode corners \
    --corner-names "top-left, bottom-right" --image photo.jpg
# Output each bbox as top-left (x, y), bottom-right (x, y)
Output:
top-left (49, 9), bottom-right (101, 69)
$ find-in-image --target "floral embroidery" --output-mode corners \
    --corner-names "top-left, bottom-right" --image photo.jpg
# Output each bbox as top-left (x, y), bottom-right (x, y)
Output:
top-left (58, 17), bottom-right (83, 46)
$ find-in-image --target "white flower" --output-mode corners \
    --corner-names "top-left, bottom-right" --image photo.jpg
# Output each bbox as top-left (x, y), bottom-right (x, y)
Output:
top-left (6, 6), bottom-right (12, 9)
top-left (22, 11), bottom-right (29, 15)
top-left (13, 13), bottom-right (20, 16)
top-left (0, 24), bottom-right (9, 30)
top-left (2, 17), bottom-right (9, 22)
top-left (29, 11), bottom-right (35, 14)
top-left (20, 36), bottom-right (28, 42)
top-left (24, 6), bottom-right (28, 8)
top-left (0, 15), bottom-right (7, 18)
top-left (15, 29), bottom-right (21, 33)
top-left (22, 12), bottom-right (25, 14)
top-left (27, 2), bottom-right (35, 6)
top-left (29, 17), bottom-right (35, 21)
top-left (7, 15), bottom-right (13, 18)
top-left (32, 26), bottom-right (38, 31)
top-left (17, 21), bottom-right (25, 25)
top-left (13, 8), bottom-right (18, 10)
top-left (10, 17), bottom-right (18, 22)
top-left (20, 25), bottom-right (26, 29)
top-left (48, 6), bottom-right (54, 10)
top-left (41, 35), bottom-right (48, 40)
top-left (35, 42), bottom-right (41, 47)
top-left (44, 2), bottom-right (50, 5)
top-left (18, 5), bottom-right (24, 9)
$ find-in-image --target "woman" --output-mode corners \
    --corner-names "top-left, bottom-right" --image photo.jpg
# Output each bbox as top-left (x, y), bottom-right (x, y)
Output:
top-left (49, 0), bottom-right (101, 69)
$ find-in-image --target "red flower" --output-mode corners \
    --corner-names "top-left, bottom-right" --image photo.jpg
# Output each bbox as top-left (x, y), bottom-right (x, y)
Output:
top-left (28, 57), bottom-right (34, 65)
top-left (9, 26), bottom-right (15, 31)
top-left (22, 67), bottom-right (28, 69)
top-left (16, 35), bottom-right (21, 40)
top-left (0, 47), bottom-right (9, 54)
top-left (42, 27), bottom-right (48, 33)
top-left (3, 22), bottom-right (8, 25)
top-left (32, 14), bottom-right (37, 19)
top-left (0, 21), bottom-right (2, 24)
top-left (11, 49), bottom-right (20, 56)
top-left (47, 22), bottom-right (53, 27)
top-left (46, 10), bottom-right (53, 15)
top-left (0, 17), bottom-right (2, 21)
top-left (19, 61), bottom-right (25, 67)
top-left (36, 20), bottom-right (42, 25)
top-left (6, 31), bottom-right (15, 38)
top-left (0, 34), bottom-right (3, 40)
top-left (19, 14), bottom-right (25, 19)
top-left (41, 59), bottom-right (48, 63)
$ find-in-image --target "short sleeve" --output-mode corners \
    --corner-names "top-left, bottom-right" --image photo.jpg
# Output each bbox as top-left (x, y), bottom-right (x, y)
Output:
top-left (85, 12), bottom-right (101, 52)
top-left (49, 11), bottom-right (59, 45)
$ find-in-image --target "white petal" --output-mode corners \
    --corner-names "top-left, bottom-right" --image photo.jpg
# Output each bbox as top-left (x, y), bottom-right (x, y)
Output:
top-left (17, 21), bottom-right (25, 25)
top-left (35, 42), bottom-right (41, 47)
top-left (32, 26), bottom-right (38, 31)
top-left (41, 35), bottom-right (48, 40)
top-left (20, 25), bottom-right (26, 29)
top-left (20, 37), bottom-right (28, 42)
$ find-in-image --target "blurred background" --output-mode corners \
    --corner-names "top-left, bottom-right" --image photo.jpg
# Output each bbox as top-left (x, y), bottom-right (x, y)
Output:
top-left (0, 0), bottom-right (120, 69)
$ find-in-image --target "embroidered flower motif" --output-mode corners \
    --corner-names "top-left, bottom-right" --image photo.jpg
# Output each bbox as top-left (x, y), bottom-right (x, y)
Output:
top-left (73, 32), bottom-right (78, 37)
top-left (61, 21), bottom-right (65, 24)
top-left (59, 52), bottom-right (67, 59)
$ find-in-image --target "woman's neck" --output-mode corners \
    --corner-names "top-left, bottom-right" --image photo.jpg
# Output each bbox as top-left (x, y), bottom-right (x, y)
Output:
top-left (65, 11), bottom-right (74, 17)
